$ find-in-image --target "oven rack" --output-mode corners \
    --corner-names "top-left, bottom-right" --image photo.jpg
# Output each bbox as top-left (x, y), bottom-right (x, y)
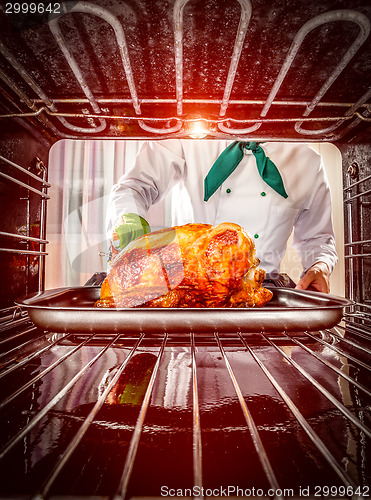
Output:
top-left (0, 321), bottom-right (369, 498)
top-left (0, 1), bottom-right (370, 141)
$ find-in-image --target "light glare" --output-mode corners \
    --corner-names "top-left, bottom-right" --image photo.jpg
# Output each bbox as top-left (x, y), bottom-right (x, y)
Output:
top-left (188, 119), bottom-right (208, 138)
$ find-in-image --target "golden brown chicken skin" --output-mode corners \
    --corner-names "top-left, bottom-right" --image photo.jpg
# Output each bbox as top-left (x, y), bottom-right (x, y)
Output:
top-left (96, 223), bottom-right (272, 308)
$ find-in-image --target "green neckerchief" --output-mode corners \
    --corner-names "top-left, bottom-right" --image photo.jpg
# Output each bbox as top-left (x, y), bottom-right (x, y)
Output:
top-left (204, 141), bottom-right (288, 201)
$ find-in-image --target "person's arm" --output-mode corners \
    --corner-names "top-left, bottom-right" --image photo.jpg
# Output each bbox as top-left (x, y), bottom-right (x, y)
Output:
top-left (296, 261), bottom-right (331, 293)
top-left (292, 159), bottom-right (338, 293)
top-left (106, 140), bottom-right (185, 253)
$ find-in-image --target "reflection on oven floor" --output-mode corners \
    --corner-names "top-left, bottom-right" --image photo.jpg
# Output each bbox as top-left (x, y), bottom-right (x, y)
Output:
top-left (0, 330), bottom-right (370, 498)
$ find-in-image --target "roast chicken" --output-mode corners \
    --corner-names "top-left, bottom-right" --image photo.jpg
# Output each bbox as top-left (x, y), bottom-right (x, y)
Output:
top-left (95, 222), bottom-right (273, 308)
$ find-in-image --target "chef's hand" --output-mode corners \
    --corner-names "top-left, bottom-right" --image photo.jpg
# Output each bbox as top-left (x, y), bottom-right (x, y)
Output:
top-left (111, 213), bottom-right (151, 258)
top-left (295, 261), bottom-right (330, 294)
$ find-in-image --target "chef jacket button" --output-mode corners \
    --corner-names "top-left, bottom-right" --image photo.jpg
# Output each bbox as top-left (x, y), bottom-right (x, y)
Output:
top-left (261, 191), bottom-right (266, 197)
top-left (254, 233), bottom-right (259, 239)
top-left (226, 188), bottom-right (231, 194)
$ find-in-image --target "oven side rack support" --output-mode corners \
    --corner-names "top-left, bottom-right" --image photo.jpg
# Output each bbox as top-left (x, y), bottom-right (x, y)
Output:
top-left (0, 156), bottom-right (49, 294)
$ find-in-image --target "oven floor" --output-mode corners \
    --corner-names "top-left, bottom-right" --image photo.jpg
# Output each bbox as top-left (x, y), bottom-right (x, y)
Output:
top-left (0, 328), bottom-right (370, 498)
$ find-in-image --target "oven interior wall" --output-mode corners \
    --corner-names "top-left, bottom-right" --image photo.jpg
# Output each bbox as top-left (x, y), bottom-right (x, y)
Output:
top-left (0, 121), bottom-right (54, 310)
top-left (338, 142), bottom-right (371, 307)
top-left (0, 1), bottom-right (370, 497)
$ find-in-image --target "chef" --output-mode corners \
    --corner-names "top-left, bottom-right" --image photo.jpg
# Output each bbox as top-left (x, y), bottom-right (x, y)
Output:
top-left (106, 140), bottom-right (338, 293)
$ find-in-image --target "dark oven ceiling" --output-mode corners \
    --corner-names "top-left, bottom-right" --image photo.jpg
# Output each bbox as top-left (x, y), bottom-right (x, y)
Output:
top-left (0, 0), bottom-right (370, 143)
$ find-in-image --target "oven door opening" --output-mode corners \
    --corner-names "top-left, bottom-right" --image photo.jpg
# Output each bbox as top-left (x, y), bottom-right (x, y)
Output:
top-left (45, 139), bottom-right (345, 297)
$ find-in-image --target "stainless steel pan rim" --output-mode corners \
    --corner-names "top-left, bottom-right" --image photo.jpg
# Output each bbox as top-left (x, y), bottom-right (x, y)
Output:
top-left (15, 286), bottom-right (353, 334)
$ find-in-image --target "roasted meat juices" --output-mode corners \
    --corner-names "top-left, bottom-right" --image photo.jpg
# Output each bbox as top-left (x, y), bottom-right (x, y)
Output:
top-left (96, 223), bottom-right (273, 308)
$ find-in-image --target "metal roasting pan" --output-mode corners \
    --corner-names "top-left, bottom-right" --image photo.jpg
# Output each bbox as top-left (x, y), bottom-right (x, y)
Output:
top-left (15, 286), bottom-right (352, 334)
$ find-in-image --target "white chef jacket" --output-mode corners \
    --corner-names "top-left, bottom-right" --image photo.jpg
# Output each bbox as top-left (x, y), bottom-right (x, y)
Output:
top-left (106, 140), bottom-right (338, 276)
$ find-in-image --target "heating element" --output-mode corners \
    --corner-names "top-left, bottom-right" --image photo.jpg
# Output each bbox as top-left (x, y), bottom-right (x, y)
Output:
top-left (0, 0), bottom-right (370, 140)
